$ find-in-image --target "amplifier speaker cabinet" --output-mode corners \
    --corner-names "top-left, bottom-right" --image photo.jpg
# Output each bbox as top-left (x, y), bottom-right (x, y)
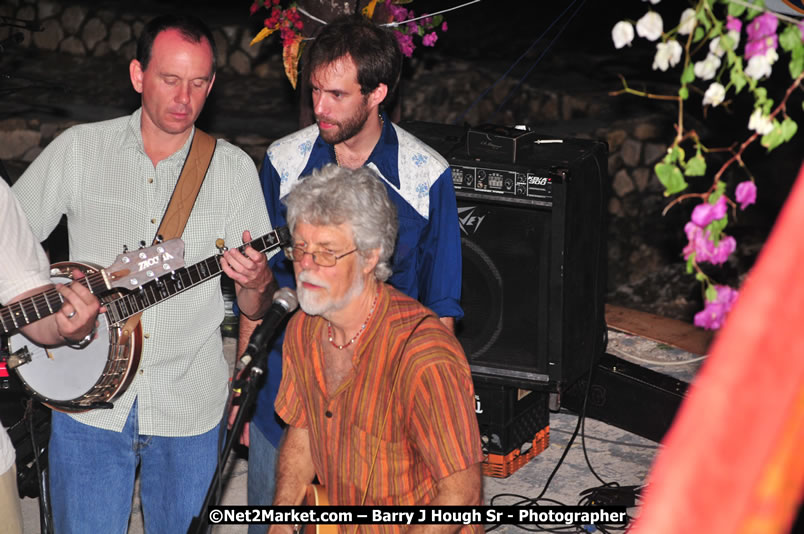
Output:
top-left (561, 353), bottom-right (688, 443)
top-left (401, 121), bottom-right (609, 393)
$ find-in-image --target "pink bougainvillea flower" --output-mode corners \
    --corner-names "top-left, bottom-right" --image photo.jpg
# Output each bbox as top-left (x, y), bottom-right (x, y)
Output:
top-left (735, 180), bottom-right (757, 210)
top-left (726, 15), bottom-right (742, 34)
top-left (395, 32), bottom-right (415, 57)
top-left (745, 12), bottom-right (779, 59)
top-left (694, 285), bottom-right (739, 330)
top-left (745, 34), bottom-right (778, 59)
top-left (683, 222), bottom-right (737, 265)
top-left (746, 12), bottom-right (779, 41)
top-left (442, 21), bottom-right (448, 32)
top-left (422, 32), bottom-right (438, 47)
top-left (691, 196), bottom-right (728, 227)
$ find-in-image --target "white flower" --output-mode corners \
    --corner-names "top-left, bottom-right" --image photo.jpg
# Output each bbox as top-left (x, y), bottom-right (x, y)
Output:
top-left (693, 53), bottom-right (721, 81)
top-left (709, 32), bottom-right (739, 58)
top-left (727, 29), bottom-right (741, 49)
top-left (643, 0), bottom-right (661, 4)
top-left (744, 49), bottom-right (778, 80)
top-left (678, 8), bottom-right (697, 35)
top-left (652, 40), bottom-right (683, 71)
top-left (703, 83), bottom-right (726, 107)
top-left (709, 36), bottom-right (726, 57)
top-left (748, 108), bottom-right (773, 135)
top-left (636, 11), bottom-right (664, 42)
top-left (612, 21), bottom-right (635, 49)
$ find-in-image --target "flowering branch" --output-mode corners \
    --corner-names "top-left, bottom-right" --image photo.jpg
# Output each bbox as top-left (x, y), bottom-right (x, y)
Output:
top-left (247, 0), bottom-right (450, 86)
top-left (611, 0), bottom-right (804, 329)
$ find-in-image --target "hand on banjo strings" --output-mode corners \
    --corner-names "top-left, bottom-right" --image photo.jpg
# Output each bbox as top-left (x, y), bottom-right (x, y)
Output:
top-left (55, 269), bottom-right (105, 344)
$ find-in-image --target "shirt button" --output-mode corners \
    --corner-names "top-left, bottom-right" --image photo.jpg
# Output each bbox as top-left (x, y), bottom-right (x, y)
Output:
top-left (150, 218), bottom-right (156, 224)
top-left (325, 410), bottom-right (333, 418)
top-left (139, 369), bottom-right (144, 375)
top-left (148, 178), bottom-right (154, 184)
top-left (144, 333), bottom-right (150, 339)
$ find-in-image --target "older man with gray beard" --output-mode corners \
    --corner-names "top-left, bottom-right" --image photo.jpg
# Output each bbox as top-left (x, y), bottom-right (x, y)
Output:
top-left (270, 164), bottom-right (482, 534)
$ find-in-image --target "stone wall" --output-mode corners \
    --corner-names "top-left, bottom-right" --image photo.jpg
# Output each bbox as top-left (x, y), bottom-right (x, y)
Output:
top-left (0, 0), bottom-right (280, 78)
top-left (0, 1), bottom-right (708, 320)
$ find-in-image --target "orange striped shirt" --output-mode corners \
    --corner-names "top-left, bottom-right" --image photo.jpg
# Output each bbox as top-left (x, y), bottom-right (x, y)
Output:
top-left (276, 283), bottom-right (483, 533)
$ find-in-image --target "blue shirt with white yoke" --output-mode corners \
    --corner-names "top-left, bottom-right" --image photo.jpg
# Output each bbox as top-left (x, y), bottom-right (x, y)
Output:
top-left (252, 112), bottom-right (464, 446)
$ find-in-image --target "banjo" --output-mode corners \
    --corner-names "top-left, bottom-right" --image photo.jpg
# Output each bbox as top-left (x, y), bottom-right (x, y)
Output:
top-left (5, 227), bottom-right (290, 412)
top-left (2, 240), bottom-right (186, 412)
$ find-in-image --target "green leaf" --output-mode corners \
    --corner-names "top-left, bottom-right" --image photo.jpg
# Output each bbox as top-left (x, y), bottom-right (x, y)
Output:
top-left (705, 284), bottom-right (718, 303)
top-left (666, 145), bottom-right (685, 164)
top-left (790, 56), bottom-right (804, 79)
top-left (696, 9), bottom-right (712, 31)
top-left (721, 33), bottom-right (736, 52)
top-left (687, 254), bottom-right (696, 274)
top-left (713, 180), bottom-right (727, 199)
top-left (706, 215), bottom-right (728, 245)
top-left (679, 86), bottom-right (689, 100)
top-left (762, 98), bottom-right (774, 115)
top-left (685, 154), bottom-right (707, 177)
top-left (655, 163), bottom-right (688, 196)
top-left (695, 271), bottom-right (706, 282)
top-left (755, 86), bottom-right (768, 104)
top-left (728, 2), bottom-right (746, 16)
top-left (745, 0), bottom-right (766, 21)
top-left (731, 65), bottom-right (747, 93)
top-left (681, 63), bottom-right (696, 84)
top-left (761, 122), bottom-right (785, 152)
top-left (693, 26), bottom-right (706, 43)
top-left (781, 117), bottom-right (798, 142)
top-left (779, 25), bottom-right (801, 52)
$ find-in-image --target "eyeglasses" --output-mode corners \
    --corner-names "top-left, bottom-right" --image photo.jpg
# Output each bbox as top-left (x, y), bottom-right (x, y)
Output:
top-left (283, 245), bottom-right (358, 267)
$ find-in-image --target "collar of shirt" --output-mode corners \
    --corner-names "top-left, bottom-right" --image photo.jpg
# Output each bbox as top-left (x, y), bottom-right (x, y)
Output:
top-left (316, 110), bottom-right (402, 189)
top-left (120, 108), bottom-right (196, 167)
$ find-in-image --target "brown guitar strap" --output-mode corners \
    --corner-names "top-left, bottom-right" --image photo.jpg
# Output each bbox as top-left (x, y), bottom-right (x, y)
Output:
top-left (119, 128), bottom-right (217, 344)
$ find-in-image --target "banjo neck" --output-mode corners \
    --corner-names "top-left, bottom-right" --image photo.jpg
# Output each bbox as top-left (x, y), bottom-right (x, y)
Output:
top-left (0, 240), bottom-right (184, 336)
top-left (104, 227), bottom-right (290, 325)
top-left (0, 274), bottom-right (105, 335)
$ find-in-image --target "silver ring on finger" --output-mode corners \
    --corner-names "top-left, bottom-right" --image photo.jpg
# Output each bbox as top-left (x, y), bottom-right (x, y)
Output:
top-left (66, 310), bottom-right (76, 319)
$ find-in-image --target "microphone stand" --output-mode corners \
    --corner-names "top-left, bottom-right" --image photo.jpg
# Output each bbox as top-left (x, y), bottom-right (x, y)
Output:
top-left (187, 330), bottom-right (281, 534)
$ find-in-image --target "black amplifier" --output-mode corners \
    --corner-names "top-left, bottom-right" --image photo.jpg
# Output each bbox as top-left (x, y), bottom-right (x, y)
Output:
top-left (402, 120), bottom-right (608, 392)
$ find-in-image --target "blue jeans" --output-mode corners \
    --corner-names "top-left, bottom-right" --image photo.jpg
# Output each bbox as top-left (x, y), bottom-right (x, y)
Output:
top-left (247, 423), bottom-right (279, 534)
top-left (48, 401), bottom-right (222, 534)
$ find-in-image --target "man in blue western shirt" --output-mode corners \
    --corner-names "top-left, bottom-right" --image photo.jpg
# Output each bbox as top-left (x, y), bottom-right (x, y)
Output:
top-left (232, 15), bottom-right (463, 523)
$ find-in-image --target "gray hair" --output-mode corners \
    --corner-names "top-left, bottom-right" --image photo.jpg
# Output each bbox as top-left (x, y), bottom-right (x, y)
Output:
top-left (283, 164), bottom-right (398, 282)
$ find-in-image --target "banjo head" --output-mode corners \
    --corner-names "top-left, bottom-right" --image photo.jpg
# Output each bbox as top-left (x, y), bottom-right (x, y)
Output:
top-left (9, 262), bottom-right (141, 412)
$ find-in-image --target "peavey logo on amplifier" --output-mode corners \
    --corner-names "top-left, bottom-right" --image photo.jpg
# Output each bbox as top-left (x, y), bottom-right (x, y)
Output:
top-left (457, 206), bottom-right (486, 235)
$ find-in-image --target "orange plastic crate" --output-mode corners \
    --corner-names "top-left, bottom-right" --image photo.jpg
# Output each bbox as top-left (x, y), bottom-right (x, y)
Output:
top-left (482, 426), bottom-right (550, 478)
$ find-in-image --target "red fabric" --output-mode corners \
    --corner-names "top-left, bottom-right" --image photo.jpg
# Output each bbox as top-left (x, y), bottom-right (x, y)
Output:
top-left (631, 165), bottom-right (804, 534)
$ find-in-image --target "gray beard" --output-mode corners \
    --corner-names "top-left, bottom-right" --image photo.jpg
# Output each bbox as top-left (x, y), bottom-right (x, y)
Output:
top-left (297, 268), bottom-right (366, 319)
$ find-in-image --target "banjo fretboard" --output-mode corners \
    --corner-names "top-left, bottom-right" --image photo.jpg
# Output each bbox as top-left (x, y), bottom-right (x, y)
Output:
top-left (104, 227), bottom-right (290, 324)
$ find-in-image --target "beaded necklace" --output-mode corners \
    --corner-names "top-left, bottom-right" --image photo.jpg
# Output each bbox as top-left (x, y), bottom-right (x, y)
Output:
top-left (326, 285), bottom-right (379, 350)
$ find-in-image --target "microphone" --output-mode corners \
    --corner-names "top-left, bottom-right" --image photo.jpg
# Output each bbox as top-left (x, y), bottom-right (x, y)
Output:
top-left (239, 288), bottom-right (298, 369)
